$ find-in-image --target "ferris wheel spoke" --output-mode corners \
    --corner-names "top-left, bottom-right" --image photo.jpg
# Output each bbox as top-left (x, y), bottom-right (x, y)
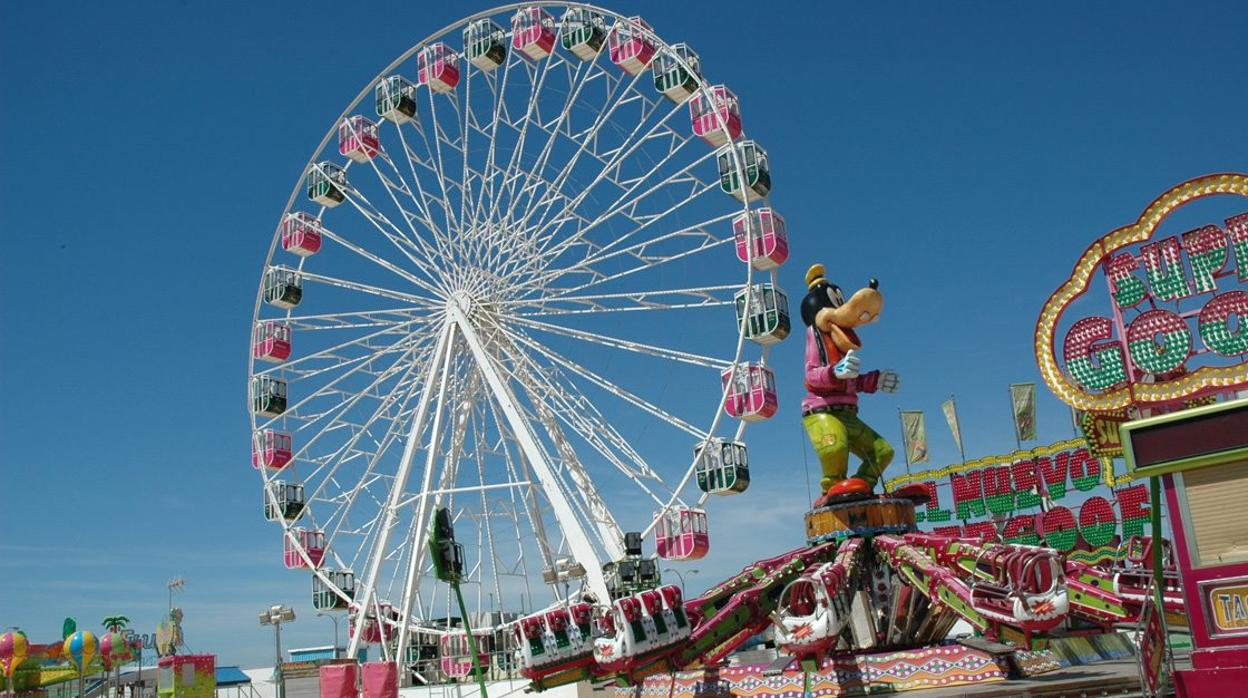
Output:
top-left (255, 317), bottom-right (428, 379)
top-left (502, 51), bottom-right (597, 233)
top-left (420, 89), bottom-right (465, 243)
top-left (260, 332), bottom-right (423, 433)
top-left (508, 315), bottom-right (731, 370)
top-left (280, 307), bottom-right (430, 332)
top-left (300, 270), bottom-right (432, 306)
top-left (516, 89), bottom-right (692, 259)
top-left (392, 122), bottom-right (461, 264)
top-left (539, 218), bottom-right (736, 300)
top-left (466, 51), bottom-right (518, 243)
top-left (520, 156), bottom-right (720, 287)
top-left (354, 148), bottom-right (459, 283)
top-left (328, 179), bottom-right (453, 298)
top-left (506, 282), bottom-right (738, 317)
top-left (485, 46), bottom-right (569, 239)
top-left (284, 341), bottom-right (431, 471)
top-left (502, 323), bottom-right (706, 439)
top-left (508, 349), bottom-right (672, 508)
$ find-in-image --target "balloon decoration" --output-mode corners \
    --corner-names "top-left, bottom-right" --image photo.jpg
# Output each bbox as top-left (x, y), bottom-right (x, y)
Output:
top-left (99, 631), bottom-right (127, 671)
top-left (0, 630), bottom-right (29, 678)
top-left (63, 630), bottom-right (98, 673)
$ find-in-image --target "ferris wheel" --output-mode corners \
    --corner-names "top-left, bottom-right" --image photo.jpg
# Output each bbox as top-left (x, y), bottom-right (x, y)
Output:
top-left (248, 2), bottom-right (793, 663)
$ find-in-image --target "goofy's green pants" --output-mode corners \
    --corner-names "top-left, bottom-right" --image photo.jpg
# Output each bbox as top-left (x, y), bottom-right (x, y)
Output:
top-left (803, 406), bottom-right (895, 492)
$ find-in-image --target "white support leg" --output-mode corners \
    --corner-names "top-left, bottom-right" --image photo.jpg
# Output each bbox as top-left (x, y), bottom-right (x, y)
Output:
top-left (448, 302), bottom-right (610, 603)
top-left (395, 325), bottom-right (463, 666)
top-left (348, 321), bottom-right (453, 659)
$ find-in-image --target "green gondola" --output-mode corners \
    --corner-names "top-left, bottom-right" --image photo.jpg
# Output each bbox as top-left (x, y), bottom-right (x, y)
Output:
top-left (735, 283), bottom-right (790, 345)
top-left (695, 438), bottom-right (750, 495)
top-left (263, 266), bottom-right (302, 309)
top-left (653, 43), bottom-right (700, 102)
top-left (375, 75), bottom-right (417, 123)
top-left (307, 162), bottom-right (347, 207)
top-left (264, 481), bottom-right (305, 522)
top-left (464, 19), bottom-right (506, 70)
top-left (560, 7), bottom-right (606, 60)
top-left (717, 141), bottom-right (771, 202)
top-left (312, 569), bottom-right (355, 610)
top-left (250, 375), bottom-right (287, 417)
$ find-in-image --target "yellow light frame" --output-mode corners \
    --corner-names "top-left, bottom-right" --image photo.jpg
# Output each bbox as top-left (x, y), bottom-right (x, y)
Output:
top-left (1034, 173), bottom-right (1248, 410)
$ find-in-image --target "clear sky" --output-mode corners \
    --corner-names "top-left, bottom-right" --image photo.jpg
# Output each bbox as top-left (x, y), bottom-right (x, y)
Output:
top-left (2, 0), bottom-right (1245, 668)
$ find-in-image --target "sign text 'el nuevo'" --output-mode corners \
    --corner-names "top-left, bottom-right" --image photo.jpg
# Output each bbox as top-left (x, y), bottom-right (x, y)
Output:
top-left (888, 439), bottom-right (1149, 552)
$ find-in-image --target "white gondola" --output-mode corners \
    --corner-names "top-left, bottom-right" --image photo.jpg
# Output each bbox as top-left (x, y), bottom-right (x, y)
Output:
top-left (307, 162), bottom-right (347, 207)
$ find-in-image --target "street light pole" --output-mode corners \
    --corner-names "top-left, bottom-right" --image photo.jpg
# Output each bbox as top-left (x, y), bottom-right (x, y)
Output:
top-left (259, 605), bottom-right (296, 698)
top-left (167, 578), bottom-right (186, 612)
top-left (316, 612), bottom-right (341, 659)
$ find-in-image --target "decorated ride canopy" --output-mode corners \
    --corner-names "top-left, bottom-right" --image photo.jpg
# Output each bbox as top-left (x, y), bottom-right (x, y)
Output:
top-left (1036, 172), bottom-right (1248, 411)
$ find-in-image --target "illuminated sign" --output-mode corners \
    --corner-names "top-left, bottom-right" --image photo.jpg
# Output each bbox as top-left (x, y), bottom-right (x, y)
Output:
top-left (886, 439), bottom-right (1150, 553)
top-left (1080, 410), bottom-right (1128, 460)
top-left (1122, 397), bottom-right (1248, 477)
top-left (1207, 580), bottom-right (1248, 634)
top-left (1035, 173), bottom-right (1248, 410)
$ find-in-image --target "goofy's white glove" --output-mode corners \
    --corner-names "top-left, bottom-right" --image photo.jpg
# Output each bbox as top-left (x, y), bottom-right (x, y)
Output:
top-left (834, 349), bottom-right (861, 380)
top-left (879, 370), bottom-right (901, 393)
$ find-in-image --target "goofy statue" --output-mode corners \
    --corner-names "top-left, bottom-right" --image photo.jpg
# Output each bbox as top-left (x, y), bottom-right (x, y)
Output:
top-left (801, 263), bottom-right (902, 507)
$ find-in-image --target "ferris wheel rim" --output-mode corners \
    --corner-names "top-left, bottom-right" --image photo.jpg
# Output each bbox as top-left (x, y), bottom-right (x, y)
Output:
top-left (248, 1), bottom-right (783, 645)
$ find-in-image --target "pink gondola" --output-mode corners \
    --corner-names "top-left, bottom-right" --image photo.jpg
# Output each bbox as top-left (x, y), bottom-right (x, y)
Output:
top-left (440, 631), bottom-right (489, 678)
top-left (284, 527), bottom-right (325, 569)
top-left (607, 17), bottom-right (656, 75)
top-left (349, 601), bottom-right (394, 645)
top-left (418, 43), bottom-right (460, 93)
top-left (655, 507), bottom-right (709, 561)
top-left (281, 212), bottom-right (323, 257)
top-left (512, 7), bottom-right (556, 60)
top-left (338, 115), bottom-right (380, 163)
top-left (690, 85), bottom-right (742, 147)
top-left (253, 321), bottom-right (292, 363)
top-left (732, 208), bottom-right (789, 270)
top-left (252, 429), bottom-right (292, 470)
top-left (721, 363), bottom-right (778, 421)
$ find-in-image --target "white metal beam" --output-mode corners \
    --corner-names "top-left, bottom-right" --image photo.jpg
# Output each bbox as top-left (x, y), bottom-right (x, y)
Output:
top-left (347, 321), bottom-right (453, 658)
top-left (447, 302), bottom-right (610, 603)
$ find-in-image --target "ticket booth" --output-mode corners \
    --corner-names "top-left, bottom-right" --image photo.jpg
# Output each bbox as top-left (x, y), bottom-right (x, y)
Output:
top-left (1122, 397), bottom-right (1248, 694)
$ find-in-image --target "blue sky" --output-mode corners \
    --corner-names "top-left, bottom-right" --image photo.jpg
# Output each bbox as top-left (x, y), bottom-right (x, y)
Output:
top-left (2, 0), bottom-right (1245, 667)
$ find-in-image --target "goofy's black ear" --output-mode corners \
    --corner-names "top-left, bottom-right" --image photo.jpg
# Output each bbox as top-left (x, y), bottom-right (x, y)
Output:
top-left (800, 291), bottom-right (823, 327)
top-left (801, 263), bottom-right (828, 327)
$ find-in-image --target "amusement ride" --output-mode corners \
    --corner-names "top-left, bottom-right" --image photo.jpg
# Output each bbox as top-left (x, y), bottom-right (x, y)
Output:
top-left (247, 3), bottom-right (1188, 692)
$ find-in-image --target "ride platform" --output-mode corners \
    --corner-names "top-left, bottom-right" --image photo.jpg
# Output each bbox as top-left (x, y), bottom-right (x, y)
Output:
top-left (804, 495), bottom-right (917, 544)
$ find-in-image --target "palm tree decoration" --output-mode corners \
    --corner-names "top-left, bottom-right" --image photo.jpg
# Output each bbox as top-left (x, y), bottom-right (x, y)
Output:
top-left (101, 617), bottom-right (130, 633)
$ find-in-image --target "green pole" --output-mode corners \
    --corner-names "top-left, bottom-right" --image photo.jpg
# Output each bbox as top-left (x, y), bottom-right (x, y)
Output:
top-left (1149, 475), bottom-right (1169, 697)
top-left (452, 582), bottom-right (489, 698)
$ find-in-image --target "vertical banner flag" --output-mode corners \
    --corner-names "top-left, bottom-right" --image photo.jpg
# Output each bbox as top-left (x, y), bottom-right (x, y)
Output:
top-left (900, 410), bottom-right (929, 464)
top-left (941, 398), bottom-right (962, 454)
top-left (1010, 383), bottom-right (1037, 442)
